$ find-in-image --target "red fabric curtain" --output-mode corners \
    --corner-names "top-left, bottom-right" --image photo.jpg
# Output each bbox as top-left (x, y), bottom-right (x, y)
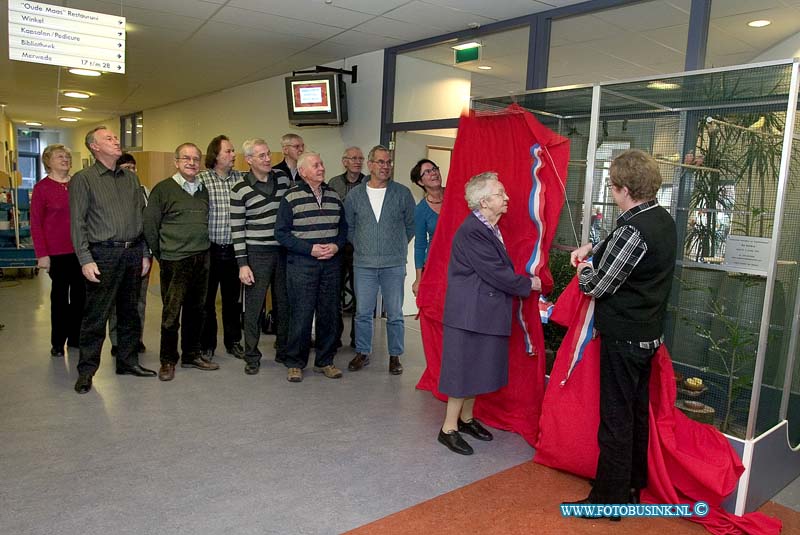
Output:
top-left (416, 106), bottom-right (570, 444)
top-left (535, 279), bottom-right (781, 535)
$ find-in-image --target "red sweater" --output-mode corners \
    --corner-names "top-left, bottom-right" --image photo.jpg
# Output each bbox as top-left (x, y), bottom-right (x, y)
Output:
top-left (30, 176), bottom-right (74, 257)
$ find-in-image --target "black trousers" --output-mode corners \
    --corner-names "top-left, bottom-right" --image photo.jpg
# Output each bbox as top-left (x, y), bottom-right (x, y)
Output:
top-left (47, 253), bottom-right (85, 350)
top-left (159, 252), bottom-right (210, 365)
top-left (336, 242), bottom-right (355, 346)
top-left (285, 256), bottom-right (341, 369)
top-left (77, 245), bottom-right (143, 376)
top-left (592, 337), bottom-right (655, 504)
top-left (243, 249), bottom-right (288, 365)
top-left (201, 243), bottom-right (241, 352)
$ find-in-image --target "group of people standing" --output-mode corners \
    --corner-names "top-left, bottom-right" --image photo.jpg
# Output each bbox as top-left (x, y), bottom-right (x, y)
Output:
top-left (33, 131), bottom-right (674, 516)
top-left (31, 127), bottom-right (446, 395)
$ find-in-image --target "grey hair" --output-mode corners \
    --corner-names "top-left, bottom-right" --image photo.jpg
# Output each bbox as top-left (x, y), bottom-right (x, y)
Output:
top-left (342, 146), bottom-right (362, 158)
top-left (297, 151), bottom-right (321, 174)
top-left (368, 145), bottom-right (390, 162)
top-left (464, 172), bottom-right (499, 210)
top-left (84, 126), bottom-right (108, 152)
top-left (281, 133), bottom-right (303, 147)
top-left (242, 138), bottom-right (269, 158)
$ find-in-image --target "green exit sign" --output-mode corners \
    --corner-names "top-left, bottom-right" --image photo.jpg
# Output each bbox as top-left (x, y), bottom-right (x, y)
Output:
top-left (454, 46), bottom-right (480, 64)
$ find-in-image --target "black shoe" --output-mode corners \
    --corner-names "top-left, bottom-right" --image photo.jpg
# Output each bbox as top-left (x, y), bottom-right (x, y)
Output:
top-left (111, 346), bottom-right (118, 356)
top-left (50, 347), bottom-right (64, 357)
top-left (244, 363), bottom-right (260, 375)
top-left (458, 418), bottom-right (493, 441)
top-left (348, 353), bottom-right (370, 371)
top-left (74, 374), bottom-right (92, 394)
top-left (562, 497), bottom-right (621, 522)
top-left (116, 364), bottom-right (157, 377)
top-left (226, 343), bottom-right (244, 359)
top-left (137, 342), bottom-right (147, 353)
top-left (437, 429), bottom-right (473, 455)
top-left (389, 356), bottom-right (403, 375)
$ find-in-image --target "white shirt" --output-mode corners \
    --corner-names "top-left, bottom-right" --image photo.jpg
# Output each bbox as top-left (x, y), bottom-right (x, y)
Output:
top-left (366, 185), bottom-right (387, 222)
top-left (172, 172), bottom-right (202, 196)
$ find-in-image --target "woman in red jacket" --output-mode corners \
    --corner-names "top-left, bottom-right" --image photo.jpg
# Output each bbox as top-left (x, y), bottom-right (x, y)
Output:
top-left (30, 144), bottom-right (85, 357)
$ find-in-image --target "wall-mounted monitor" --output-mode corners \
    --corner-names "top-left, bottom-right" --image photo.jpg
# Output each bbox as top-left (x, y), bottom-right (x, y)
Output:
top-left (285, 72), bottom-right (348, 126)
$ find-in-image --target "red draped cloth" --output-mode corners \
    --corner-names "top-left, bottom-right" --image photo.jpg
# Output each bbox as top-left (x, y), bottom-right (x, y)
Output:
top-left (535, 279), bottom-right (782, 534)
top-left (416, 105), bottom-right (570, 444)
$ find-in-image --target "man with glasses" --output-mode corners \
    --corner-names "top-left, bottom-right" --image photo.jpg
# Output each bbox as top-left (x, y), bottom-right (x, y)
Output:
top-left (143, 143), bottom-right (219, 382)
top-left (274, 133), bottom-right (304, 183)
top-left (198, 135), bottom-right (245, 360)
top-left (344, 145), bottom-right (415, 375)
top-left (229, 139), bottom-right (292, 375)
top-left (328, 146), bottom-right (367, 349)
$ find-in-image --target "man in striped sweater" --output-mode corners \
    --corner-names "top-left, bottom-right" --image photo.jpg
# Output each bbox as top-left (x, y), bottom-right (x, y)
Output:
top-left (275, 151), bottom-right (347, 383)
top-left (230, 139), bottom-right (292, 375)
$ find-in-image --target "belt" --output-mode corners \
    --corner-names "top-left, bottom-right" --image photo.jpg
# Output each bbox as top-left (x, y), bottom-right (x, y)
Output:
top-left (211, 243), bottom-right (234, 249)
top-left (628, 335), bottom-right (664, 350)
top-left (90, 238), bottom-right (142, 249)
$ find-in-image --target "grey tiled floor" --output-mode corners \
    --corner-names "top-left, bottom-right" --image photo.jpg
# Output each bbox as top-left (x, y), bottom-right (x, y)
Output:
top-left (0, 273), bottom-right (534, 535)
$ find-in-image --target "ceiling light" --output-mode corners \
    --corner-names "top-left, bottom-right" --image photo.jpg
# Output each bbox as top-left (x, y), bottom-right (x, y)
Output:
top-left (25, 121), bottom-right (42, 126)
top-left (59, 117), bottom-right (79, 122)
top-left (63, 91), bottom-right (90, 99)
top-left (647, 81), bottom-right (680, 90)
top-left (68, 68), bottom-right (102, 77)
top-left (747, 20), bottom-right (771, 28)
top-left (61, 106), bottom-right (83, 112)
top-left (477, 65), bottom-right (492, 70)
top-left (451, 41), bottom-right (481, 51)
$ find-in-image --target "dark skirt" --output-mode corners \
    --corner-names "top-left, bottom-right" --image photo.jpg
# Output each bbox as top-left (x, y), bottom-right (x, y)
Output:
top-left (438, 325), bottom-right (509, 398)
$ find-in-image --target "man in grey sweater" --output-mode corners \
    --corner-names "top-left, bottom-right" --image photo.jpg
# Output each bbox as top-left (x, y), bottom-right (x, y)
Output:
top-left (344, 145), bottom-right (415, 375)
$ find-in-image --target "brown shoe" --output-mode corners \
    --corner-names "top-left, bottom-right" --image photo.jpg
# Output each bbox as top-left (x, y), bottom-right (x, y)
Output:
top-left (287, 367), bottom-right (303, 382)
top-left (180, 356), bottom-right (220, 371)
top-left (348, 353), bottom-right (370, 371)
top-left (158, 363), bottom-right (175, 382)
top-left (389, 356), bottom-right (403, 375)
top-left (313, 364), bottom-right (343, 379)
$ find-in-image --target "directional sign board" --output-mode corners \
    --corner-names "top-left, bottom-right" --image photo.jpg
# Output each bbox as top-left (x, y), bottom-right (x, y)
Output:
top-left (8, 0), bottom-right (126, 73)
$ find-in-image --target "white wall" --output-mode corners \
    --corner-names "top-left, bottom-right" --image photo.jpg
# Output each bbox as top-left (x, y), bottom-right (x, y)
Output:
top-left (393, 55), bottom-right (471, 123)
top-left (143, 51), bottom-right (383, 173)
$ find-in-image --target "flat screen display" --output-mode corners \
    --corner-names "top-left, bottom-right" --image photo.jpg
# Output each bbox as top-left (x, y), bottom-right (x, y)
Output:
top-left (290, 79), bottom-right (332, 113)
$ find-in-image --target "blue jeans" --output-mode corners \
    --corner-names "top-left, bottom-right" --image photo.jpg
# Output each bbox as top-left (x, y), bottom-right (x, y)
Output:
top-left (353, 265), bottom-right (405, 356)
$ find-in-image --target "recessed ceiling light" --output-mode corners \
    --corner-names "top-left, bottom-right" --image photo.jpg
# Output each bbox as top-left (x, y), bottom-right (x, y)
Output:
top-left (748, 20), bottom-right (771, 28)
top-left (25, 121), bottom-right (43, 126)
top-left (60, 106), bottom-right (83, 112)
top-left (63, 91), bottom-right (90, 99)
top-left (68, 68), bottom-right (102, 77)
top-left (477, 65), bottom-right (492, 70)
top-left (647, 81), bottom-right (680, 90)
top-left (452, 41), bottom-right (481, 51)
top-left (59, 117), bottom-right (79, 122)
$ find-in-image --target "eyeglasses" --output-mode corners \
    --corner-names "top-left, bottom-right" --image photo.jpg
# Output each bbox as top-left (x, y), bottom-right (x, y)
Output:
top-left (485, 192), bottom-right (506, 199)
top-left (177, 156), bottom-right (201, 163)
top-left (285, 144), bottom-right (304, 150)
top-left (421, 166), bottom-right (440, 176)
top-left (252, 152), bottom-right (272, 160)
top-left (371, 159), bottom-right (394, 167)
top-left (344, 156), bottom-right (365, 162)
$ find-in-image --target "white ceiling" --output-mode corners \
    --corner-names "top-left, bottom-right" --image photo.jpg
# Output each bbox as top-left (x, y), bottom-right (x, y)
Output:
top-left (0, 0), bottom-right (584, 127)
top-left (2, 0), bottom-right (799, 128)
top-left (405, 0), bottom-right (800, 98)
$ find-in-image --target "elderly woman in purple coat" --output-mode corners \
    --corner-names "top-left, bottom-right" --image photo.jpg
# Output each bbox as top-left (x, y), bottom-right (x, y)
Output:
top-left (437, 172), bottom-right (541, 455)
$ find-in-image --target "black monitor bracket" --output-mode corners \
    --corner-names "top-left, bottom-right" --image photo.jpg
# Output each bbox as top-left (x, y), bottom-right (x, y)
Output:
top-left (292, 65), bottom-right (357, 84)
